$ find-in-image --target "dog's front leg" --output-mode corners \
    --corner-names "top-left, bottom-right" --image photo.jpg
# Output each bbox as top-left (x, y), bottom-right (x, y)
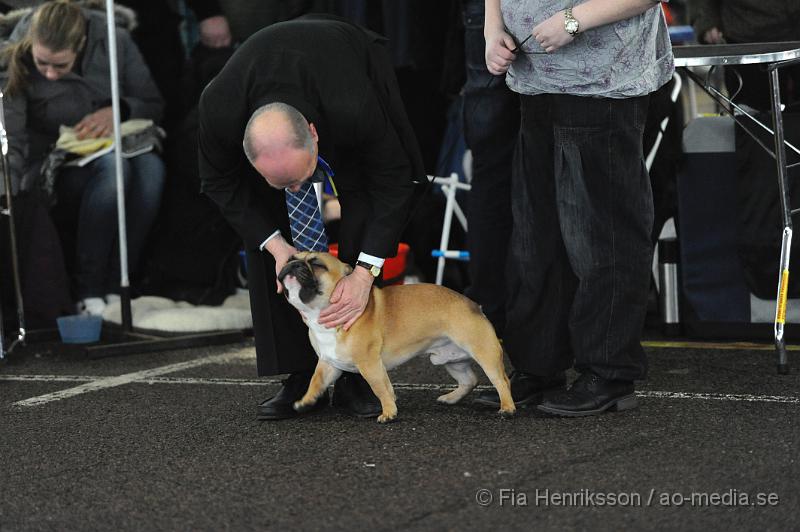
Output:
top-left (294, 359), bottom-right (341, 413)
top-left (355, 358), bottom-right (397, 423)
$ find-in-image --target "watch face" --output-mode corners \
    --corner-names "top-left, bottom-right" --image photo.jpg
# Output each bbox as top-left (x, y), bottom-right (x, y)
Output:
top-left (566, 20), bottom-right (579, 34)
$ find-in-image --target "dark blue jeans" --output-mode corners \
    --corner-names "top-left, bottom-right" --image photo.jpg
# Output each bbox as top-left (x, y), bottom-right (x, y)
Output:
top-left (462, 0), bottom-right (520, 335)
top-left (504, 94), bottom-right (653, 382)
top-left (55, 152), bottom-right (165, 298)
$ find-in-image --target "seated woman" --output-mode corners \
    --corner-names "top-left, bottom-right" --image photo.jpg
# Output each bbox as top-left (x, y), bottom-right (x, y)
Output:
top-left (1, 0), bottom-right (165, 316)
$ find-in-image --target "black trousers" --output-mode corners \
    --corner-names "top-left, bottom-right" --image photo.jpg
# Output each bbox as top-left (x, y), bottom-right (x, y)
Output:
top-left (251, 183), bottom-right (370, 377)
top-left (461, 0), bottom-right (519, 335)
top-left (504, 93), bottom-right (653, 382)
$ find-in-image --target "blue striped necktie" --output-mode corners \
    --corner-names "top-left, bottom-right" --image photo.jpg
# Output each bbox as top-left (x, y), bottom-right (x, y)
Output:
top-left (285, 157), bottom-right (330, 251)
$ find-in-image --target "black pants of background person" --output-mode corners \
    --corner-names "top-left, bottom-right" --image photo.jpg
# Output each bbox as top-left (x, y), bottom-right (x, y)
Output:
top-left (504, 94), bottom-right (652, 382)
top-left (0, 191), bottom-right (72, 331)
top-left (461, 0), bottom-right (519, 335)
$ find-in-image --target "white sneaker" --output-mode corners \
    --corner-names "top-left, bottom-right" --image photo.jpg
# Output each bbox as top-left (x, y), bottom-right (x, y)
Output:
top-left (105, 293), bottom-right (121, 305)
top-left (77, 297), bottom-right (106, 316)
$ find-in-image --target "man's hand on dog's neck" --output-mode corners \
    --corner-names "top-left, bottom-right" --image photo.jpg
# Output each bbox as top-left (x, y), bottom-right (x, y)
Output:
top-left (317, 261), bottom-right (374, 331)
top-left (266, 235), bottom-right (298, 293)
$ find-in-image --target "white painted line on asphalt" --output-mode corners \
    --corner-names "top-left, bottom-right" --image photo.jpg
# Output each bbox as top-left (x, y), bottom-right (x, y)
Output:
top-left (1, 375), bottom-right (95, 383)
top-left (9, 348), bottom-right (254, 407)
top-left (3, 372), bottom-right (798, 405)
top-left (636, 390), bottom-right (800, 404)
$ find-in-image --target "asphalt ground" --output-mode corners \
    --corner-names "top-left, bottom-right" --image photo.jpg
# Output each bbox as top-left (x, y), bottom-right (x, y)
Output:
top-left (1, 331), bottom-right (799, 531)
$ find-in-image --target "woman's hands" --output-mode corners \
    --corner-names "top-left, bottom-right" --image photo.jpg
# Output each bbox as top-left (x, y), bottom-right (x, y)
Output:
top-left (74, 106), bottom-right (113, 140)
top-left (485, 27), bottom-right (518, 75)
top-left (532, 12), bottom-right (576, 54)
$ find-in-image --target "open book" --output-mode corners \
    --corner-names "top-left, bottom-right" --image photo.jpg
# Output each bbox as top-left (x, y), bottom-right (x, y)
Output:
top-left (57, 119), bottom-right (165, 167)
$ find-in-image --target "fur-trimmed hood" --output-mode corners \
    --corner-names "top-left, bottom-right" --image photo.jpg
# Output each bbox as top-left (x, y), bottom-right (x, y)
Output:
top-left (0, 0), bottom-right (137, 40)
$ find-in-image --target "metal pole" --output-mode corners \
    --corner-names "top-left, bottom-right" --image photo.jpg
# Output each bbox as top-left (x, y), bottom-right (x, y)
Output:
top-left (769, 66), bottom-right (791, 375)
top-left (0, 90), bottom-right (25, 357)
top-left (105, 0), bottom-right (132, 331)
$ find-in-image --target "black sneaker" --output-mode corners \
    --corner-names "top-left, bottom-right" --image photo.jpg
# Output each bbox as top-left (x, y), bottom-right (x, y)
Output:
top-left (537, 372), bottom-right (637, 417)
top-left (256, 371), bottom-right (328, 420)
top-left (332, 372), bottom-right (382, 418)
top-left (473, 371), bottom-right (566, 408)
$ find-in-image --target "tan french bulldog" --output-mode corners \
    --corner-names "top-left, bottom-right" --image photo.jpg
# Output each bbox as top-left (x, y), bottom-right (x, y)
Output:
top-left (277, 251), bottom-right (516, 423)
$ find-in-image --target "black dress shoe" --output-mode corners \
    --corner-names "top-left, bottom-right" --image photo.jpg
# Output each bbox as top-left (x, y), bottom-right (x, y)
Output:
top-left (257, 372), bottom-right (328, 420)
top-left (473, 371), bottom-right (566, 408)
top-left (537, 372), bottom-right (638, 417)
top-left (332, 372), bottom-right (382, 418)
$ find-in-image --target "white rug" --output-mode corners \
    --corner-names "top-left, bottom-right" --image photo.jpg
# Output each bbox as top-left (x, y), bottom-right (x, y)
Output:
top-left (102, 290), bottom-right (253, 333)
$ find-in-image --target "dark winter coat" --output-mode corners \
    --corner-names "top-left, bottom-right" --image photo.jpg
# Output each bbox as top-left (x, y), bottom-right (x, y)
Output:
top-left (689, 0), bottom-right (800, 44)
top-left (0, 6), bottom-right (162, 195)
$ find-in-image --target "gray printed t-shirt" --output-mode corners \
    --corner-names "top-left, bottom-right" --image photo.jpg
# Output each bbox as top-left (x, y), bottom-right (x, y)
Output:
top-left (501, 0), bottom-right (675, 98)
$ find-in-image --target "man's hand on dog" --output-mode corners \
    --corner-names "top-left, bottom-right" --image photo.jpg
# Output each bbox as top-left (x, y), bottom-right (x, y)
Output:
top-left (318, 266), bottom-right (374, 331)
top-left (266, 235), bottom-right (298, 294)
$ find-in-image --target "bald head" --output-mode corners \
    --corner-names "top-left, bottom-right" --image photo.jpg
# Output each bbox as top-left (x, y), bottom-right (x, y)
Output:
top-left (243, 102), bottom-right (319, 191)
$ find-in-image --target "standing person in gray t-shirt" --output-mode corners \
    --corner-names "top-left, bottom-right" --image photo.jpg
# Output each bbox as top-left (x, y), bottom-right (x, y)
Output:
top-left (477, 0), bottom-right (673, 417)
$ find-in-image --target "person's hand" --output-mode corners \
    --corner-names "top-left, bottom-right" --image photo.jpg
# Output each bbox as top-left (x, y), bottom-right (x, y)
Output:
top-left (74, 106), bottom-right (113, 140)
top-left (703, 27), bottom-right (724, 44)
top-left (485, 28), bottom-right (518, 75)
top-left (317, 266), bottom-right (374, 331)
top-left (265, 235), bottom-right (298, 293)
top-left (532, 11), bottom-right (575, 54)
top-left (199, 15), bottom-right (232, 48)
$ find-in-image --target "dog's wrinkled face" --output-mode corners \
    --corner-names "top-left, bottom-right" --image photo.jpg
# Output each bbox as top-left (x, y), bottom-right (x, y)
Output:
top-left (277, 252), bottom-right (352, 310)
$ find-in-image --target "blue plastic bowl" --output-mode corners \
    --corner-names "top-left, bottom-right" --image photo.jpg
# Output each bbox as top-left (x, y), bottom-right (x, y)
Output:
top-left (56, 315), bottom-right (103, 344)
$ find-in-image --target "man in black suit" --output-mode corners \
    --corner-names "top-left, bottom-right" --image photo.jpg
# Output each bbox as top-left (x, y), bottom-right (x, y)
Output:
top-left (198, 15), bottom-right (425, 420)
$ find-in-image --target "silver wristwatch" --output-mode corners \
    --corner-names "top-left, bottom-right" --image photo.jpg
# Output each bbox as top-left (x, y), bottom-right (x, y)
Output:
top-left (564, 7), bottom-right (580, 36)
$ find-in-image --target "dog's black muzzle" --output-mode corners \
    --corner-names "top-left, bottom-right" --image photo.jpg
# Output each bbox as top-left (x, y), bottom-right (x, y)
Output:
top-left (278, 257), bottom-right (323, 304)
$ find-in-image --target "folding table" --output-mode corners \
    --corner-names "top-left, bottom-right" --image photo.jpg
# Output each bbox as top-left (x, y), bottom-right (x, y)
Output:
top-left (673, 42), bottom-right (800, 374)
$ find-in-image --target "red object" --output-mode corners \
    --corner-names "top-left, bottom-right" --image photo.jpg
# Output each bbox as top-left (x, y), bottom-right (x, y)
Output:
top-left (328, 243), bottom-right (410, 285)
top-left (661, 3), bottom-right (675, 26)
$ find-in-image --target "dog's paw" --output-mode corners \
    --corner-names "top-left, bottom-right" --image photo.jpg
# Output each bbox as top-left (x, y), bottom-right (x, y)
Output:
top-left (377, 412), bottom-right (397, 424)
top-left (498, 406), bottom-right (517, 418)
top-left (437, 391), bottom-right (462, 404)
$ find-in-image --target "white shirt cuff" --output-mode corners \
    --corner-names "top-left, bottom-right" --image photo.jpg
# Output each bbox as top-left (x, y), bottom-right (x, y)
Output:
top-left (357, 252), bottom-right (384, 268)
top-left (259, 230), bottom-right (282, 251)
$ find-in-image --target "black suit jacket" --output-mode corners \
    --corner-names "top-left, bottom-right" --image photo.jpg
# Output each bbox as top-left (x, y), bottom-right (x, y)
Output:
top-left (197, 15), bottom-right (426, 375)
top-left (198, 14), bottom-right (425, 260)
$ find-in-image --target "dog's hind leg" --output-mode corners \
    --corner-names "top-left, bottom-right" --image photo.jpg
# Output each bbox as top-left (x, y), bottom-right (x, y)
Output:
top-left (460, 335), bottom-right (516, 416)
top-left (294, 359), bottom-right (341, 413)
top-left (437, 361), bottom-right (478, 404)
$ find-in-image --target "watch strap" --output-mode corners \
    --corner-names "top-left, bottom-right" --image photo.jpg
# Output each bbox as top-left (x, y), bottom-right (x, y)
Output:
top-left (356, 260), bottom-right (381, 277)
top-left (564, 7), bottom-right (580, 35)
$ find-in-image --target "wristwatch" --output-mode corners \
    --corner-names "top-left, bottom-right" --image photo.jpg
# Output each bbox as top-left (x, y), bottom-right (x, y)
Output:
top-left (356, 260), bottom-right (381, 278)
top-left (564, 7), bottom-right (580, 36)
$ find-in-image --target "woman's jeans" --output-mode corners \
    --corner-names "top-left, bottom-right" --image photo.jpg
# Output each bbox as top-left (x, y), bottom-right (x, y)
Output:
top-left (504, 93), bottom-right (653, 382)
top-left (55, 151), bottom-right (165, 299)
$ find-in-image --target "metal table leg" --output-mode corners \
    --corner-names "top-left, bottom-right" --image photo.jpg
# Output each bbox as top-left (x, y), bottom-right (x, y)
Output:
top-left (769, 66), bottom-right (792, 375)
